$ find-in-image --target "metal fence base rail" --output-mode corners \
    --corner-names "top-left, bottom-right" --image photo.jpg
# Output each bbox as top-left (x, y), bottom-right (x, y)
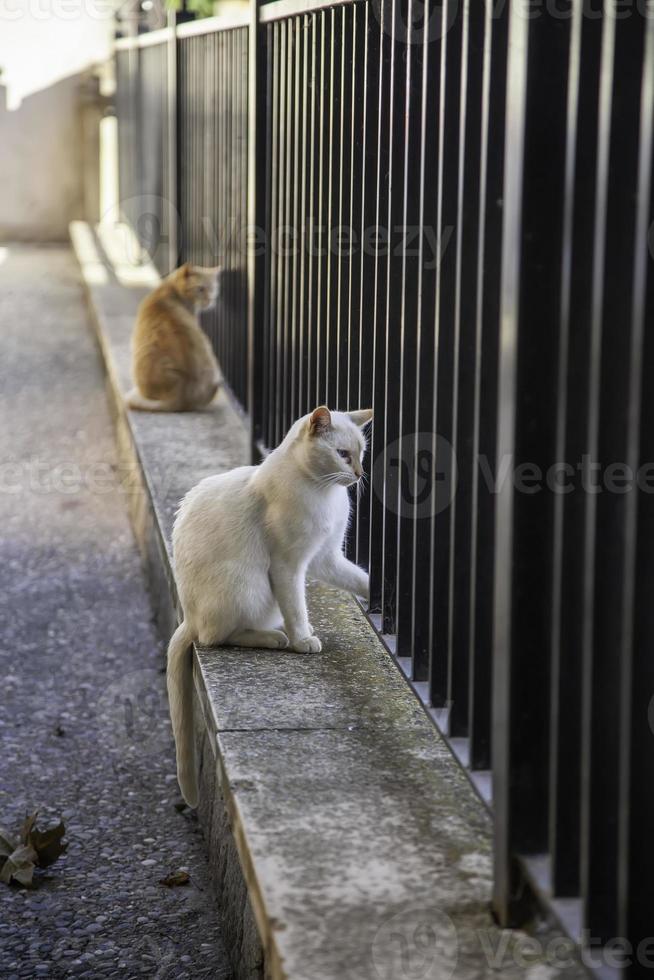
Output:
top-left (115, 1), bottom-right (654, 973)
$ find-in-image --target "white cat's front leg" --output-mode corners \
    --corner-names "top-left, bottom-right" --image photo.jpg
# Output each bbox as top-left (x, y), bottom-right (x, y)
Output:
top-left (269, 560), bottom-right (321, 653)
top-left (311, 550), bottom-right (369, 601)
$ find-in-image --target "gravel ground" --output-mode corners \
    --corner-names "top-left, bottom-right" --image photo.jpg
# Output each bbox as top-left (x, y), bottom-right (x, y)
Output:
top-left (0, 245), bottom-right (232, 980)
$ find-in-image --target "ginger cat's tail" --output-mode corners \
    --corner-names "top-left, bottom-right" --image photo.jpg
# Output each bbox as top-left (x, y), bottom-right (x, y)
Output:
top-left (125, 388), bottom-right (174, 412)
top-left (167, 620), bottom-right (198, 807)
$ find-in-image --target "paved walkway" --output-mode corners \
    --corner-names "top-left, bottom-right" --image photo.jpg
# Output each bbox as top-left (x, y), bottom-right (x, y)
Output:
top-left (0, 245), bottom-right (232, 980)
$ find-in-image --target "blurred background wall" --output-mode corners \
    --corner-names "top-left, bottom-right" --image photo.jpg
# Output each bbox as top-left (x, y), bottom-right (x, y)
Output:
top-left (0, 6), bottom-right (115, 241)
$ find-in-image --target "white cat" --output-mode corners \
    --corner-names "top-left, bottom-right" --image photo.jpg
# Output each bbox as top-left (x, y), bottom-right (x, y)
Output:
top-left (167, 405), bottom-right (373, 806)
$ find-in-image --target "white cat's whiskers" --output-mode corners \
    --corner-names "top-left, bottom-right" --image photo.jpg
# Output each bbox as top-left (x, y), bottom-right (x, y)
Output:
top-left (316, 473), bottom-right (344, 489)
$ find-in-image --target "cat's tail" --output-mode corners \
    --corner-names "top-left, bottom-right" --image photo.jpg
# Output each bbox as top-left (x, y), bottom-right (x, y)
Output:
top-left (166, 619), bottom-right (198, 807)
top-left (125, 387), bottom-right (174, 412)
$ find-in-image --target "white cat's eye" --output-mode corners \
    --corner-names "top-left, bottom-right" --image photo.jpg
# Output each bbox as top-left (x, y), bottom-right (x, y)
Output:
top-left (337, 449), bottom-right (351, 461)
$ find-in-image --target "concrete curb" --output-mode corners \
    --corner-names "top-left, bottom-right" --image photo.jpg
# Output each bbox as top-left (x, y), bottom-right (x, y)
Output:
top-left (70, 221), bottom-right (587, 980)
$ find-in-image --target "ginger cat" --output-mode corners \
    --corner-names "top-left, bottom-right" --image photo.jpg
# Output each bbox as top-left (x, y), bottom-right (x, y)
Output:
top-left (126, 263), bottom-right (223, 412)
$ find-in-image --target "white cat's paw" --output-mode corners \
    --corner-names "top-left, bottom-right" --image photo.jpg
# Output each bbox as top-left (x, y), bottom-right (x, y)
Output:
top-left (266, 629), bottom-right (289, 649)
top-left (291, 635), bottom-right (322, 654)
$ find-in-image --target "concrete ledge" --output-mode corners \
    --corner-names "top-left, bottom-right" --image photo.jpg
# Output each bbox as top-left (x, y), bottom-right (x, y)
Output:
top-left (71, 221), bottom-right (586, 980)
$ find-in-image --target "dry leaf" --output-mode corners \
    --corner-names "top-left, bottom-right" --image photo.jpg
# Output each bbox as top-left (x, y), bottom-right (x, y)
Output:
top-left (0, 844), bottom-right (38, 887)
top-left (20, 812), bottom-right (38, 843)
top-left (159, 870), bottom-right (190, 887)
top-left (29, 822), bottom-right (67, 868)
top-left (0, 829), bottom-right (17, 858)
top-left (0, 812), bottom-right (67, 887)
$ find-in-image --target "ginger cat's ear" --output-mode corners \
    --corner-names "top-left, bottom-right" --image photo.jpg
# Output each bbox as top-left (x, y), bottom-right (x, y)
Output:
top-left (347, 408), bottom-right (373, 427)
top-left (180, 262), bottom-right (192, 278)
top-left (308, 405), bottom-right (332, 436)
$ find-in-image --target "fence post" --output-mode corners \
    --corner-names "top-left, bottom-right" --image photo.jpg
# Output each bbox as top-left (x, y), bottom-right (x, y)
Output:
top-left (493, 0), bottom-right (573, 927)
top-left (247, 0), bottom-right (268, 458)
top-left (167, 9), bottom-right (179, 272)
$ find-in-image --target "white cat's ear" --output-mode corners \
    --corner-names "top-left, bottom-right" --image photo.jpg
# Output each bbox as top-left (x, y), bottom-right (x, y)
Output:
top-left (308, 405), bottom-right (332, 436)
top-left (347, 409), bottom-right (373, 428)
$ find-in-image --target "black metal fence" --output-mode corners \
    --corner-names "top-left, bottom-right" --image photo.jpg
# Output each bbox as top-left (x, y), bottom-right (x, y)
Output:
top-left (115, 2), bottom-right (654, 970)
top-left (116, 33), bottom-right (173, 274)
top-left (177, 25), bottom-right (250, 406)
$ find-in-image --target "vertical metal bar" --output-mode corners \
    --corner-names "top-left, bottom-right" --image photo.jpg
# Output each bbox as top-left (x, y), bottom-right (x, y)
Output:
top-left (297, 15), bottom-right (309, 420)
top-left (429, 0), bottom-right (463, 709)
top-left (184, 38), bottom-right (190, 264)
top-left (623, 18), bottom-right (654, 962)
top-left (337, 0), bottom-right (355, 544)
top-left (336, 5), bottom-right (353, 413)
top-left (219, 32), bottom-right (228, 382)
top-left (260, 23), bottom-right (275, 451)
top-left (408, 0), bottom-right (443, 682)
top-left (206, 35), bottom-right (215, 361)
top-left (229, 30), bottom-right (236, 394)
top-left (306, 13), bottom-right (318, 414)
top-left (176, 41), bottom-right (183, 263)
top-left (241, 26), bottom-right (248, 406)
top-left (584, 1), bottom-right (647, 944)
top-left (394, 0), bottom-right (425, 661)
top-left (266, 23), bottom-right (280, 449)
top-left (194, 37), bottom-right (199, 266)
top-left (205, 36), bottom-right (215, 352)
top-left (315, 11), bottom-right (330, 408)
top-left (467, 0), bottom-right (509, 773)
top-left (167, 13), bottom-right (178, 270)
top-left (548, 0), bottom-right (602, 896)
top-left (577, 2), bottom-right (616, 939)
top-left (227, 31), bottom-right (234, 389)
top-left (355, 3), bottom-right (379, 570)
top-left (347, 3), bottom-right (365, 415)
top-left (194, 37), bottom-right (200, 266)
top-left (492, 1), bottom-right (572, 926)
top-left (380, 0), bottom-right (408, 636)
top-left (233, 29), bottom-right (239, 397)
top-left (491, 0), bottom-right (529, 926)
top-left (290, 16), bottom-right (302, 424)
top-left (187, 36), bottom-right (192, 263)
top-left (344, 3), bottom-right (365, 561)
top-left (448, 0), bottom-right (485, 737)
top-left (324, 8), bottom-right (338, 407)
top-left (178, 39), bottom-right (184, 264)
top-left (227, 32), bottom-right (235, 386)
top-left (236, 29), bottom-right (243, 404)
top-left (274, 21), bottom-right (287, 445)
top-left (241, 28), bottom-right (250, 406)
top-left (281, 19), bottom-right (295, 435)
top-left (368, 0), bottom-right (392, 615)
top-left (248, 0), bottom-right (268, 453)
